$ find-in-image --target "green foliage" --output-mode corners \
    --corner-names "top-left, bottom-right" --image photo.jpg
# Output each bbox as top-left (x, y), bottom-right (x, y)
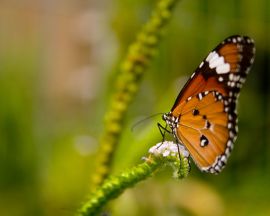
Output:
top-left (0, 0), bottom-right (269, 216)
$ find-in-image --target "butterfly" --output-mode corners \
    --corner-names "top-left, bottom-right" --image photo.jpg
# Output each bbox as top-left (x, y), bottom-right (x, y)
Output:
top-left (161, 35), bottom-right (255, 174)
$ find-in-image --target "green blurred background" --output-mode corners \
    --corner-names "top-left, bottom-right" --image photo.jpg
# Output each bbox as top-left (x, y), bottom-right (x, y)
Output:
top-left (0, 0), bottom-right (269, 215)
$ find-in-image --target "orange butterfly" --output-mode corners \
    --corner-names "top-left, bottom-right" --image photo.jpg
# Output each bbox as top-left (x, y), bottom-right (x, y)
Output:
top-left (161, 35), bottom-right (255, 173)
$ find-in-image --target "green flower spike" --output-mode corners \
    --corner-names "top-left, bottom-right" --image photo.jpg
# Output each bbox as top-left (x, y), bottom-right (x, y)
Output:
top-left (77, 141), bottom-right (190, 216)
top-left (149, 141), bottom-right (190, 179)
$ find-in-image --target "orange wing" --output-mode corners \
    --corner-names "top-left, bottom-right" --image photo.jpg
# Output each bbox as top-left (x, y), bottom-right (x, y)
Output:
top-left (171, 35), bottom-right (255, 111)
top-left (176, 91), bottom-right (234, 173)
top-left (163, 35), bottom-right (255, 173)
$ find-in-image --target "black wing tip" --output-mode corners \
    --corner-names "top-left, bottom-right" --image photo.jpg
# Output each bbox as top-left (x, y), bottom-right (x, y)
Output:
top-left (223, 35), bottom-right (255, 46)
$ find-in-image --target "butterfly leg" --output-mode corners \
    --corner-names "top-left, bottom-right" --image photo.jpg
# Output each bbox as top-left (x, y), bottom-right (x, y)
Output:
top-left (176, 143), bottom-right (191, 174)
top-left (176, 142), bottom-right (182, 165)
top-left (174, 138), bottom-right (191, 173)
top-left (157, 123), bottom-right (171, 142)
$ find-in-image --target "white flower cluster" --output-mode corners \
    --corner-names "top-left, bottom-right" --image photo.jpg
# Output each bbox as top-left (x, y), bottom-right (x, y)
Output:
top-left (148, 141), bottom-right (189, 158)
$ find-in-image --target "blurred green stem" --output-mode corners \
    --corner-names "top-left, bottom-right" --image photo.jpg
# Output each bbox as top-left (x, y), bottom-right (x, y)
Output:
top-left (78, 143), bottom-right (190, 216)
top-left (79, 159), bottom-right (159, 216)
top-left (93, 0), bottom-right (180, 187)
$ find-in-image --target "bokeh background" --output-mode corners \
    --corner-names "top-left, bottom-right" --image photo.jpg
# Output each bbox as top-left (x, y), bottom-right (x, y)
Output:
top-left (0, 0), bottom-right (269, 215)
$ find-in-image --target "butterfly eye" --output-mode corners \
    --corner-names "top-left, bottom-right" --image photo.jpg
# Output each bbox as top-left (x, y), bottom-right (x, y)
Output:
top-left (162, 35), bottom-right (255, 174)
top-left (162, 114), bottom-right (167, 121)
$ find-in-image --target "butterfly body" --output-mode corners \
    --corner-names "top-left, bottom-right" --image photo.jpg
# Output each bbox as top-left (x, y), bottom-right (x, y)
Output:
top-left (163, 35), bottom-right (255, 174)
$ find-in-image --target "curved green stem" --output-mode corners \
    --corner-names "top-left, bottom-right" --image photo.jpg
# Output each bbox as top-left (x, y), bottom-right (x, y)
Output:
top-left (78, 142), bottom-right (190, 216)
top-left (78, 160), bottom-right (159, 216)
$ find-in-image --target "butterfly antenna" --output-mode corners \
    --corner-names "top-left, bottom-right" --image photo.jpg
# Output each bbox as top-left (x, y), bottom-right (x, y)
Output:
top-left (131, 113), bottom-right (164, 132)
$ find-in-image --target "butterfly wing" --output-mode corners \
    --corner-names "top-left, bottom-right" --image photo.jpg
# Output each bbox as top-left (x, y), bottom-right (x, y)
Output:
top-left (176, 91), bottom-right (235, 173)
top-left (171, 35), bottom-right (255, 113)
top-left (169, 35), bottom-right (255, 173)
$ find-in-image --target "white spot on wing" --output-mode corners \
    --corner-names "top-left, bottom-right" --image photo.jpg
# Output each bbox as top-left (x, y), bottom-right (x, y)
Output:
top-left (198, 93), bottom-right (203, 100)
top-left (216, 63), bottom-right (230, 74)
top-left (229, 73), bottom-right (234, 81)
top-left (199, 62), bottom-right (204, 68)
top-left (233, 75), bottom-right (240, 82)
top-left (218, 76), bottom-right (224, 82)
top-left (206, 51), bottom-right (216, 62)
top-left (200, 139), bottom-right (207, 147)
top-left (209, 55), bottom-right (225, 68)
top-left (207, 51), bottom-right (231, 74)
top-left (227, 140), bottom-right (233, 147)
top-left (221, 155), bottom-right (227, 163)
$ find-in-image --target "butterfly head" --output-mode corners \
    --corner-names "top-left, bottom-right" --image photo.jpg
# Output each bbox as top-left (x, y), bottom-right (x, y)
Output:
top-left (162, 112), bottom-right (179, 131)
